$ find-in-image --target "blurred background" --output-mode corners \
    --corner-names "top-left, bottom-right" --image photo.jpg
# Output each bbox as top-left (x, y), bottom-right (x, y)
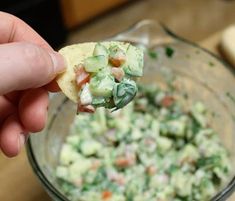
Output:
top-left (1, 0), bottom-right (235, 48)
top-left (1, 0), bottom-right (235, 201)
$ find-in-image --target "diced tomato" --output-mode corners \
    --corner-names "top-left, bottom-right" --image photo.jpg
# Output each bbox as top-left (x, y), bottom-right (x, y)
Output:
top-left (91, 160), bottom-right (101, 170)
top-left (115, 156), bottom-right (135, 168)
top-left (77, 104), bottom-right (95, 114)
top-left (161, 96), bottom-right (174, 107)
top-left (115, 174), bottom-right (125, 185)
top-left (146, 165), bottom-right (157, 175)
top-left (115, 157), bottom-right (129, 167)
top-left (109, 57), bottom-right (126, 67)
top-left (102, 191), bottom-right (112, 200)
top-left (111, 67), bottom-right (125, 82)
top-left (75, 64), bottom-right (90, 88)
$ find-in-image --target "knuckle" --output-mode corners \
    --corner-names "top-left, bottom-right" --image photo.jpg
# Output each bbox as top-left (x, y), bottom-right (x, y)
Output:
top-left (22, 43), bottom-right (44, 65)
top-left (21, 43), bottom-right (51, 69)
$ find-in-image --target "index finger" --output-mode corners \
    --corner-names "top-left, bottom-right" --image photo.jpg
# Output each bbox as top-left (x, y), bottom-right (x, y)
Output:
top-left (0, 12), bottom-right (61, 92)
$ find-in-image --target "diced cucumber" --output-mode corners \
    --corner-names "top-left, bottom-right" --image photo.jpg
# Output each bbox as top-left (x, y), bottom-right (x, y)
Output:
top-left (178, 144), bottom-right (200, 164)
top-left (89, 71), bottom-right (115, 97)
top-left (82, 108), bottom-right (107, 135)
top-left (149, 174), bottom-right (169, 189)
top-left (91, 97), bottom-right (114, 108)
top-left (91, 97), bottom-right (106, 106)
top-left (155, 186), bottom-right (175, 201)
top-left (56, 166), bottom-right (69, 180)
top-left (80, 192), bottom-right (101, 201)
top-left (131, 127), bottom-right (143, 140)
top-left (90, 122), bottom-right (106, 135)
top-left (84, 55), bottom-right (108, 73)
top-left (110, 194), bottom-right (125, 201)
top-left (151, 120), bottom-right (160, 136)
top-left (68, 160), bottom-right (91, 181)
top-left (199, 178), bottom-right (216, 200)
top-left (191, 102), bottom-right (207, 127)
top-left (59, 144), bottom-right (81, 165)
top-left (80, 140), bottom-right (102, 156)
top-left (171, 171), bottom-right (194, 197)
top-left (164, 116), bottom-right (187, 137)
top-left (66, 135), bottom-right (80, 147)
top-left (109, 46), bottom-right (125, 58)
top-left (193, 102), bottom-right (206, 114)
top-left (166, 119), bottom-right (186, 137)
top-left (93, 43), bottom-right (109, 57)
top-left (94, 107), bottom-right (107, 131)
top-left (157, 136), bottom-right (173, 153)
top-left (123, 44), bottom-right (144, 77)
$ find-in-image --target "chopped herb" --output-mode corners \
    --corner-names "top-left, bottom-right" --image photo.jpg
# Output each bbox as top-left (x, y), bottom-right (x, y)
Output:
top-left (226, 92), bottom-right (235, 104)
top-left (186, 54), bottom-right (191, 58)
top-left (167, 164), bottom-right (179, 174)
top-left (224, 166), bottom-right (229, 173)
top-left (211, 111), bottom-right (216, 117)
top-left (165, 46), bottom-right (174, 58)
top-left (209, 61), bottom-right (215, 67)
top-left (183, 92), bottom-right (189, 99)
top-left (148, 50), bottom-right (158, 59)
top-left (197, 155), bottom-right (221, 169)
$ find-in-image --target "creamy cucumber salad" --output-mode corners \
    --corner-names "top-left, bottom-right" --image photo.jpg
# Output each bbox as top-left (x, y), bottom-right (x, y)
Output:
top-left (56, 84), bottom-right (232, 201)
top-left (57, 42), bottom-right (143, 113)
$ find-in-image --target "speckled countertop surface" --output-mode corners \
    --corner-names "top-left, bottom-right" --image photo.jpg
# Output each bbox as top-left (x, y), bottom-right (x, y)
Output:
top-left (1, 0), bottom-right (235, 200)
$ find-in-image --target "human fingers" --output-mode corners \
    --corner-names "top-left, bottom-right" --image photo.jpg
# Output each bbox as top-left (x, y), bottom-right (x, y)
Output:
top-left (0, 42), bottom-right (65, 95)
top-left (0, 114), bottom-right (27, 157)
top-left (19, 88), bottom-right (49, 132)
top-left (0, 96), bottom-right (16, 124)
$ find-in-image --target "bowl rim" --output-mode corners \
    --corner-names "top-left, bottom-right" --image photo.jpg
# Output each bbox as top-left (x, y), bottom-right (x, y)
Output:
top-left (26, 19), bottom-right (235, 201)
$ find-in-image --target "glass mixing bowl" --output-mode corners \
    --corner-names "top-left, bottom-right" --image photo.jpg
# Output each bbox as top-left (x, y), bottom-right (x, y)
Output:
top-left (26, 20), bottom-right (235, 201)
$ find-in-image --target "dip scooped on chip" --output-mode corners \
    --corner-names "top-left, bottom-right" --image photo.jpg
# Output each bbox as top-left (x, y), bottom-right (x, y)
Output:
top-left (57, 41), bottom-right (144, 113)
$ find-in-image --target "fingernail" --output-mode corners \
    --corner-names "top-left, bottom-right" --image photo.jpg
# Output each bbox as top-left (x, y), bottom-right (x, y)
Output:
top-left (18, 133), bottom-right (26, 151)
top-left (49, 51), bottom-right (66, 73)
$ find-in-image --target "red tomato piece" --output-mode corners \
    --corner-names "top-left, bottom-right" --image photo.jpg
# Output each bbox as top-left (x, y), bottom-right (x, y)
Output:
top-left (102, 191), bottom-right (112, 200)
top-left (111, 67), bottom-right (125, 82)
top-left (161, 96), bottom-right (175, 107)
top-left (77, 104), bottom-right (95, 114)
top-left (75, 64), bottom-right (90, 89)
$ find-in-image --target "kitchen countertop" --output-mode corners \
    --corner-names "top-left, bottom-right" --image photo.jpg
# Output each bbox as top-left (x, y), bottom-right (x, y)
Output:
top-left (1, 1), bottom-right (235, 201)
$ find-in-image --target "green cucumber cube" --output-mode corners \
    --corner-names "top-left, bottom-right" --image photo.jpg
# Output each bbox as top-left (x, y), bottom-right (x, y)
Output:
top-left (89, 71), bottom-right (115, 97)
top-left (84, 55), bottom-right (108, 73)
top-left (93, 43), bottom-right (109, 57)
top-left (123, 44), bottom-right (144, 77)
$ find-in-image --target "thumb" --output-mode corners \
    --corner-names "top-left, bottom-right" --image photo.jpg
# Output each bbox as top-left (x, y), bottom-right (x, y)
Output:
top-left (0, 42), bottom-right (65, 95)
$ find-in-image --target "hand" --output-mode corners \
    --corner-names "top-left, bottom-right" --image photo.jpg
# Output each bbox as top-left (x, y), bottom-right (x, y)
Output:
top-left (0, 12), bottom-right (65, 157)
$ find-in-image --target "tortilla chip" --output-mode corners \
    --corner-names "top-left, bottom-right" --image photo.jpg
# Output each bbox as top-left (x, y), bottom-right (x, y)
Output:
top-left (57, 41), bottom-right (130, 103)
